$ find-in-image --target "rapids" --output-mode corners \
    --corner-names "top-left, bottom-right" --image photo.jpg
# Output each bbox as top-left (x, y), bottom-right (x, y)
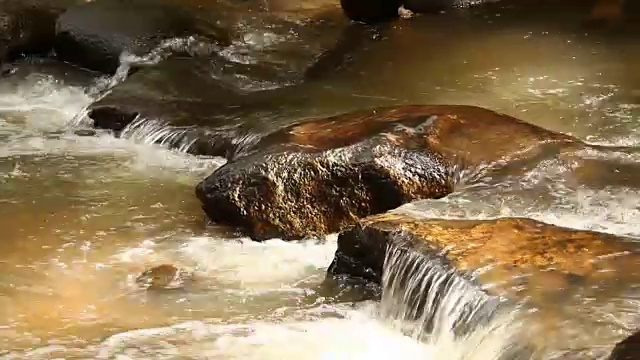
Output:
top-left (0, 2), bottom-right (639, 359)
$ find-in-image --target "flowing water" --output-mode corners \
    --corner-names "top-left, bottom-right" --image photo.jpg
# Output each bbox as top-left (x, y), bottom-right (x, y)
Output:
top-left (1, 2), bottom-right (639, 359)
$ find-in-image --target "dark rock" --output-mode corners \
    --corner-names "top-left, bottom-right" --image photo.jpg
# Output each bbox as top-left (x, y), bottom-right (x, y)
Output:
top-left (0, 0), bottom-right (73, 63)
top-left (0, 63), bottom-right (15, 76)
top-left (85, 56), bottom-right (327, 156)
top-left (135, 264), bottom-right (194, 290)
top-left (195, 105), bottom-right (580, 241)
top-left (84, 53), bottom-right (367, 158)
top-left (54, 0), bottom-right (231, 73)
top-left (608, 330), bottom-right (640, 360)
top-left (73, 128), bottom-right (96, 137)
top-left (339, 0), bottom-right (401, 23)
top-left (0, 57), bottom-right (98, 87)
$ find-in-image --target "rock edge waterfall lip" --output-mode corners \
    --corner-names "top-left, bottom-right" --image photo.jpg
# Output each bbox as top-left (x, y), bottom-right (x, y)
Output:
top-left (195, 104), bottom-right (581, 241)
top-left (326, 212), bottom-right (640, 356)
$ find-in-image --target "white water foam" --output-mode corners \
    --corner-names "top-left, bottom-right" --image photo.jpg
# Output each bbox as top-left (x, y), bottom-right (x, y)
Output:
top-left (377, 240), bottom-right (527, 359)
top-left (0, 65), bottom-right (225, 177)
top-left (4, 305), bottom-right (437, 360)
top-left (113, 234), bottom-right (338, 292)
top-left (397, 143), bottom-right (640, 239)
top-left (119, 115), bottom-right (200, 153)
top-left (0, 73), bottom-right (93, 133)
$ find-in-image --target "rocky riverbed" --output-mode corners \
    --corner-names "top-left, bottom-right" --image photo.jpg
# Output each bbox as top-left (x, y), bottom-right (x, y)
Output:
top-left (0, 0), bottom-right (639, 358)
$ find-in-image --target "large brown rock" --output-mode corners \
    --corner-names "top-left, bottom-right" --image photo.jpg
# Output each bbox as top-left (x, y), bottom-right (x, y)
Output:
top-left (328, 213), bottom-right (640, 355)
top-left (195, 105), bottom-right (581, 241)
top-left (328, 213), bottom-right (640, 295)
top-left (0, 0), bottom-right (73, 63)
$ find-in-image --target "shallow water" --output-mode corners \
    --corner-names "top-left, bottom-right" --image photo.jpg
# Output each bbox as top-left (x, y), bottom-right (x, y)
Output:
top-left (1, 2), bottom-right (639, 359)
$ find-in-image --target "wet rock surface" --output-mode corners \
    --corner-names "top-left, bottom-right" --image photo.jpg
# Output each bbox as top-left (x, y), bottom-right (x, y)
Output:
top-left (54, 0), bottom-right (232, 74)
top-left (73, 0), bottom-right (354, 152)
top-left (135, 264), bottom-right (194, 290)
top-left (73, 128), bottom-right (96, 137)
top-left (608, 330), bottom-right (640, 360)
top-left (196, 105), bottom-right (581, 241)
top-left (328, 213), bottom-right (640, 302)
top-left (85, 56), bottom-right (347, 157)
top-left (0, 0), bottom-right (74, 63)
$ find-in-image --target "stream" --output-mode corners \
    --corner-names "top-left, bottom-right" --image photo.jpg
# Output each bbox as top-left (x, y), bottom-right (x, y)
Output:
top-left (0, 1), bottom-right (639, 359)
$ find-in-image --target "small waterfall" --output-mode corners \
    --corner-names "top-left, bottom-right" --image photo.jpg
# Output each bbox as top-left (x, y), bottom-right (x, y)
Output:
top-left (68, 36), bottom-right (223, 128)
top-left (379, 238), bottom-right (533, 359)
top-left (119, 115), bottom-right (199, 153)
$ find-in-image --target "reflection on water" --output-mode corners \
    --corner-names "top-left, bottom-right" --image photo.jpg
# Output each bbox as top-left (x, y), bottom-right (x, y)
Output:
top-left (0, 2), bottom-right (639, 359)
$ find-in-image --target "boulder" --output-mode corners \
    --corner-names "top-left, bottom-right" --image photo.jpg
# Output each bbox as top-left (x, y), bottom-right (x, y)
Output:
top-left (327, 213), bottom-right (640, 297)
top-left (85, 56), bottom-right (346, 157)
top-left (54, 0), bottom-right (232, 73)
top-left (327, 213), bottom-right (640, 354)
top-left (0, 0), bottom-right (73, 63)
top-left (195, 105), bottom-right (580, 241)
top-left (608, 330), bottom-right (640, 360)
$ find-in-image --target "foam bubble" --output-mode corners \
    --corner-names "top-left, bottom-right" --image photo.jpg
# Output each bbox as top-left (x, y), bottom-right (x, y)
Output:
top-left (113, 235), bottom-right (338, 290)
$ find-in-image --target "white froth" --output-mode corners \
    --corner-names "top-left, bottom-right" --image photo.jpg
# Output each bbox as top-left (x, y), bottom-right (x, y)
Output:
top-left (0, 74), bottom-right (92, 132)
top-left (114, 235), bottom-right (338, 290)
top-left (17, 302), bottom-right (524, 360)
top-left (531, 187), bottom-right (640, 237)
top-left (182, 236), bottom-right (337, 287)
top-left (64, 306), bottom-right (434, 360)
top-left (0, 74), bottom-right (224, 176)
top-left (399, 187), bottom-right (640, 239)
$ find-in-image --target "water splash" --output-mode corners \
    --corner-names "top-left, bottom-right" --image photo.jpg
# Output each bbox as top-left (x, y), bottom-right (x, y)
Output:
top-left (378, 239), bottom-right (531, 360)
top-left (69, 35), bottom-right (224, 127)
top-left (119, 115), bottom-right (199, 153)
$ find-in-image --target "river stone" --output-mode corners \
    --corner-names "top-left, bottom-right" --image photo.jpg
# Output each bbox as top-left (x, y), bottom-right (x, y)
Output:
top-left (0, 0), bottom-right (73, 63)
top-left (608, 330), bottom-right (640, 360)
top-left (135, 264), bottom-right (194, 290)
top-left (54, 0), bottom-right (231, 74)
top-left (328, 213), bottom-right (640, 301)
top-left (195, 105), bottom-right (580, 241)
top-left (85, 56), bottom-right (342, 157)
top-left (73, 128), bottom-right (96, 137)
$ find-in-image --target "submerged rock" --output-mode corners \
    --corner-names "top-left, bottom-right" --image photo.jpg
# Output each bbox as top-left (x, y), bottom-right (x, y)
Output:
top-left (328, 213), bottom-right (640, 301)
top-left (0, 0), bottom-right (72, 63)
top-left (608, 330), bottom-right (640, 360)
top-left (85, 56), bottom-right (339, 156)
top-left (196, 105), bottom-right (580, 241)
top-left (54, 0), bottom-right (231, 73)
top-left (73, 128), bottom-right (96, 137)
top-left (135, 264), bottom-right (194, 290)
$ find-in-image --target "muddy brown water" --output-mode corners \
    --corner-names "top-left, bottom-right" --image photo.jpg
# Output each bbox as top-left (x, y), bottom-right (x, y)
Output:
top-left (0, 1), bottom-right (639, 359)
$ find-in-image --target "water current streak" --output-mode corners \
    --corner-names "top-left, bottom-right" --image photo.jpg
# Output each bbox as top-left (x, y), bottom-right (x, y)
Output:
top-left (379, 238), bottom-right (531, 359)
top-left (119, 115), bottom-right (199, 153)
